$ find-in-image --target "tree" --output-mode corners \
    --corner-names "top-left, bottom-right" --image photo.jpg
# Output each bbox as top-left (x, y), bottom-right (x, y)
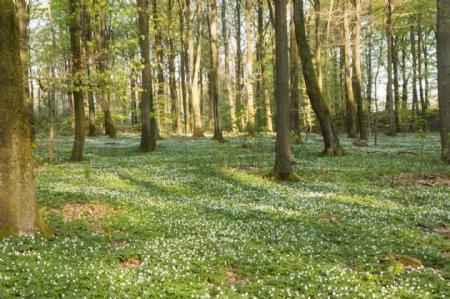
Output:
top-left (245, 0), bottom-right (256, 137)
top-left (293, 0), bottom-right (343, 156)
top-left (437, 0), bottom-right (450, 163)
top-left (137, 0), bottom-right (156, 152)
top-left (0, 0), bottom-right (36, 234)
top-left (210, 0), bottom-right (224, 142)
top-left (272, 0), bottom-right (296, 181)
top-left (69, 0), bottom-right (86, 162)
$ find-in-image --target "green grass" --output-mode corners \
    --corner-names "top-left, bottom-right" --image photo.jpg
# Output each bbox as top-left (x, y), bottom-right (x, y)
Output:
top-left (1, 133), bottom-right (449, 298)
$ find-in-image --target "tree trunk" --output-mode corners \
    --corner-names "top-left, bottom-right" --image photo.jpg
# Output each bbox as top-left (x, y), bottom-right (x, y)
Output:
top-left (168, 0), bottom-right (181, 135)
top-left (273, 0), bottom-right (294, 180)
top-left (289, 1), bottom-right (301, 138)
top-left (222, 0), bottom-right (237, 133)
top-left (343, 0), bottom-right (357, 138)
top-left (437, 0), bottom-right (450, 163)
top-left (0, 0), bottom-right (37, 234)
top-left (16, 0), bottom-right (34, 141)
top-left (245, 0), bottom-right (256, 136)
top-left (293, 0), bottom-right (343, 156)
top-left (313, 0), bottom-right (322, 92)
top-left (69, 0), bottom-right (86, 162)
top-left (410, 25), bottom-right (418, 130)
top-left (393, 37), bottom-right (401, 132)
top-left (187, 0), bottom-right (204, 137)
top-left (386, 0), bottom-right (396, 135)
top-left (137, 0), bottom-right (156, 152)
top-left (153, 0), bottom-right (165, 137)
top-left (210, 0), bottom-right (224, 142)
top-left (178, 0), bottom-right (190, 134)
top-left (235, 0), bottom-right (244, 131)
top-left (351, 0), bottom-right (367, 140)
top-left (95, 2), bottom-right (116, 138)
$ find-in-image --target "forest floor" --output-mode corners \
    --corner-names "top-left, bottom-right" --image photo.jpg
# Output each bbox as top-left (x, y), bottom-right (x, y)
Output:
top-left (1, 133), bottom-right (449, 298)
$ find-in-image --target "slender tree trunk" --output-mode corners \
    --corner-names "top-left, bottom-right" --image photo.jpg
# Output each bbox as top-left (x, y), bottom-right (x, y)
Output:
top-left (236, 0), bottom-right (244, 131)
top-left (386, 0), bottom-right (396, 135)
top-left (209, 0), bottom-right (224, 142)
top-left (366, 9), bottom-right (373, 137)
top-left (437, 0), bottom-right (450, 163)
top-left (417, 21), bottom-right (427, 130)
top-left (178, 0), bottom-right (190, 134)
top-left (410, 25), bottom-right (418, 130)
top-left (343, 0), bottom-right (357, 138)
top-left (290, 1), bottom-right (301, 137)
top-left (0, 0), bottom-right (37, 234)
top-left (81, 5), bottom-right (96, 137)
top-left (168, 0), bottom-right (181, 135)
top-left (47, 4), bottom-right (58, 162)
top-left (273, 0), bottom-right (295, 180)
top-left (137, 0), bottom-right (156, 152)
top-left (293, 0), bottom-right (343, 156)
top-left (95, 2), bottom-right (116, 138)
top-left (222, 0), bottom-right (237, 133)
top-left (313, 0), bottom-right (322, 92)
top-left (393, 37), bottom-right (401, 132)
top-left (400, 37), bottom-right (408, 111)
top-left (244, 0), bottom-right (256, 136)
top-left (153, 0), bottom-right (165, 138)
top-left (69, 0), bottom-right (86, 162)
top-left (352, 0), bottom-right (367, 140)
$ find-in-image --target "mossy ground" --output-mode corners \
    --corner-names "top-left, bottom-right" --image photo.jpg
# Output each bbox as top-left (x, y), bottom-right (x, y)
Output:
top-left (0, 133), bottom-right (449, 298)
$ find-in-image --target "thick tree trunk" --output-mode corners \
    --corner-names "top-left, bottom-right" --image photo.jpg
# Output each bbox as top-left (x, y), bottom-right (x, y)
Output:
top-left (16, 0), bottom-right (34, 141)
top-left (0, 0), bottom-right (37, 234)
top-left (69, 0), bottom-right (86, 162)
top-left (289, 1), bottom-right (301, 138)
top-left (210, 0), bottom-right (224, 142)
top-left (437, 0), bottom-right (450, 163)
top-left (293, 0), bottom-right (343, 156)
top-left (245, 0), bottom-right (255, 136)
top-left (137, 0), bottom-right (156, 152)
top-left (351, 0), bottom-right (367, 140)
top-left (343, 0), bottom-right (357, 138)
top-left (187, 0), bottom-right (204, 137)
top-left (273, 0), bottom-right (294, 180)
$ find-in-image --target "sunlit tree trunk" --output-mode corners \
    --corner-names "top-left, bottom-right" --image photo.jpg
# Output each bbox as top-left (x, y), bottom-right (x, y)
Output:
top-left (351, 0), bottom-right (367, 140)
top-left (0, 0), bottom-right (37, 234)
top-left (245, 0), bottom-right (255, 136)
top-left (386, 0), bottom-right (396, 135)
top-left (222, 0), bottom-right (237, 133)
top-left (343, 0), bottom-right (357, 138)
top-left (235, 0), bottom-right (244, 131)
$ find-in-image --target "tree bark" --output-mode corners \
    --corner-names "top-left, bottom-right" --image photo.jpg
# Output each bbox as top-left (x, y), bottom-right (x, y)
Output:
top-left (168, 0), bottom-right (181, 134)
top-left (343, 0), bottom-right (357, 138)
top-left (210, 0), bottom-right (224, 142)
top-left (386, 0), bottom-right (396, 135)
top-left (293, 0), bottom-right (343, 156)
top-left (0, 0), bottom-right (37, 234)
top-left (437, 0), bottom-right (450, 163)
top-left (273, 0), bottom-right (294, 180)
top-left (137, 0), bottom-right (156, 152)
top-left (245, 0), bottom-right (256, 136)
top-left (69, 0), bottom-right (86, 162)
top-left (289, 1), bottom-right (301, 137)
top-left (351, 0), bottom-right (367, 140)
top-left (235, 0), bottom-right (244, 131)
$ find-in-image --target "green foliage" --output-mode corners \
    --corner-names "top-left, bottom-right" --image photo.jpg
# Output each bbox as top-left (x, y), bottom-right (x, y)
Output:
top-left (0, 134), bottom-right (449, 298)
